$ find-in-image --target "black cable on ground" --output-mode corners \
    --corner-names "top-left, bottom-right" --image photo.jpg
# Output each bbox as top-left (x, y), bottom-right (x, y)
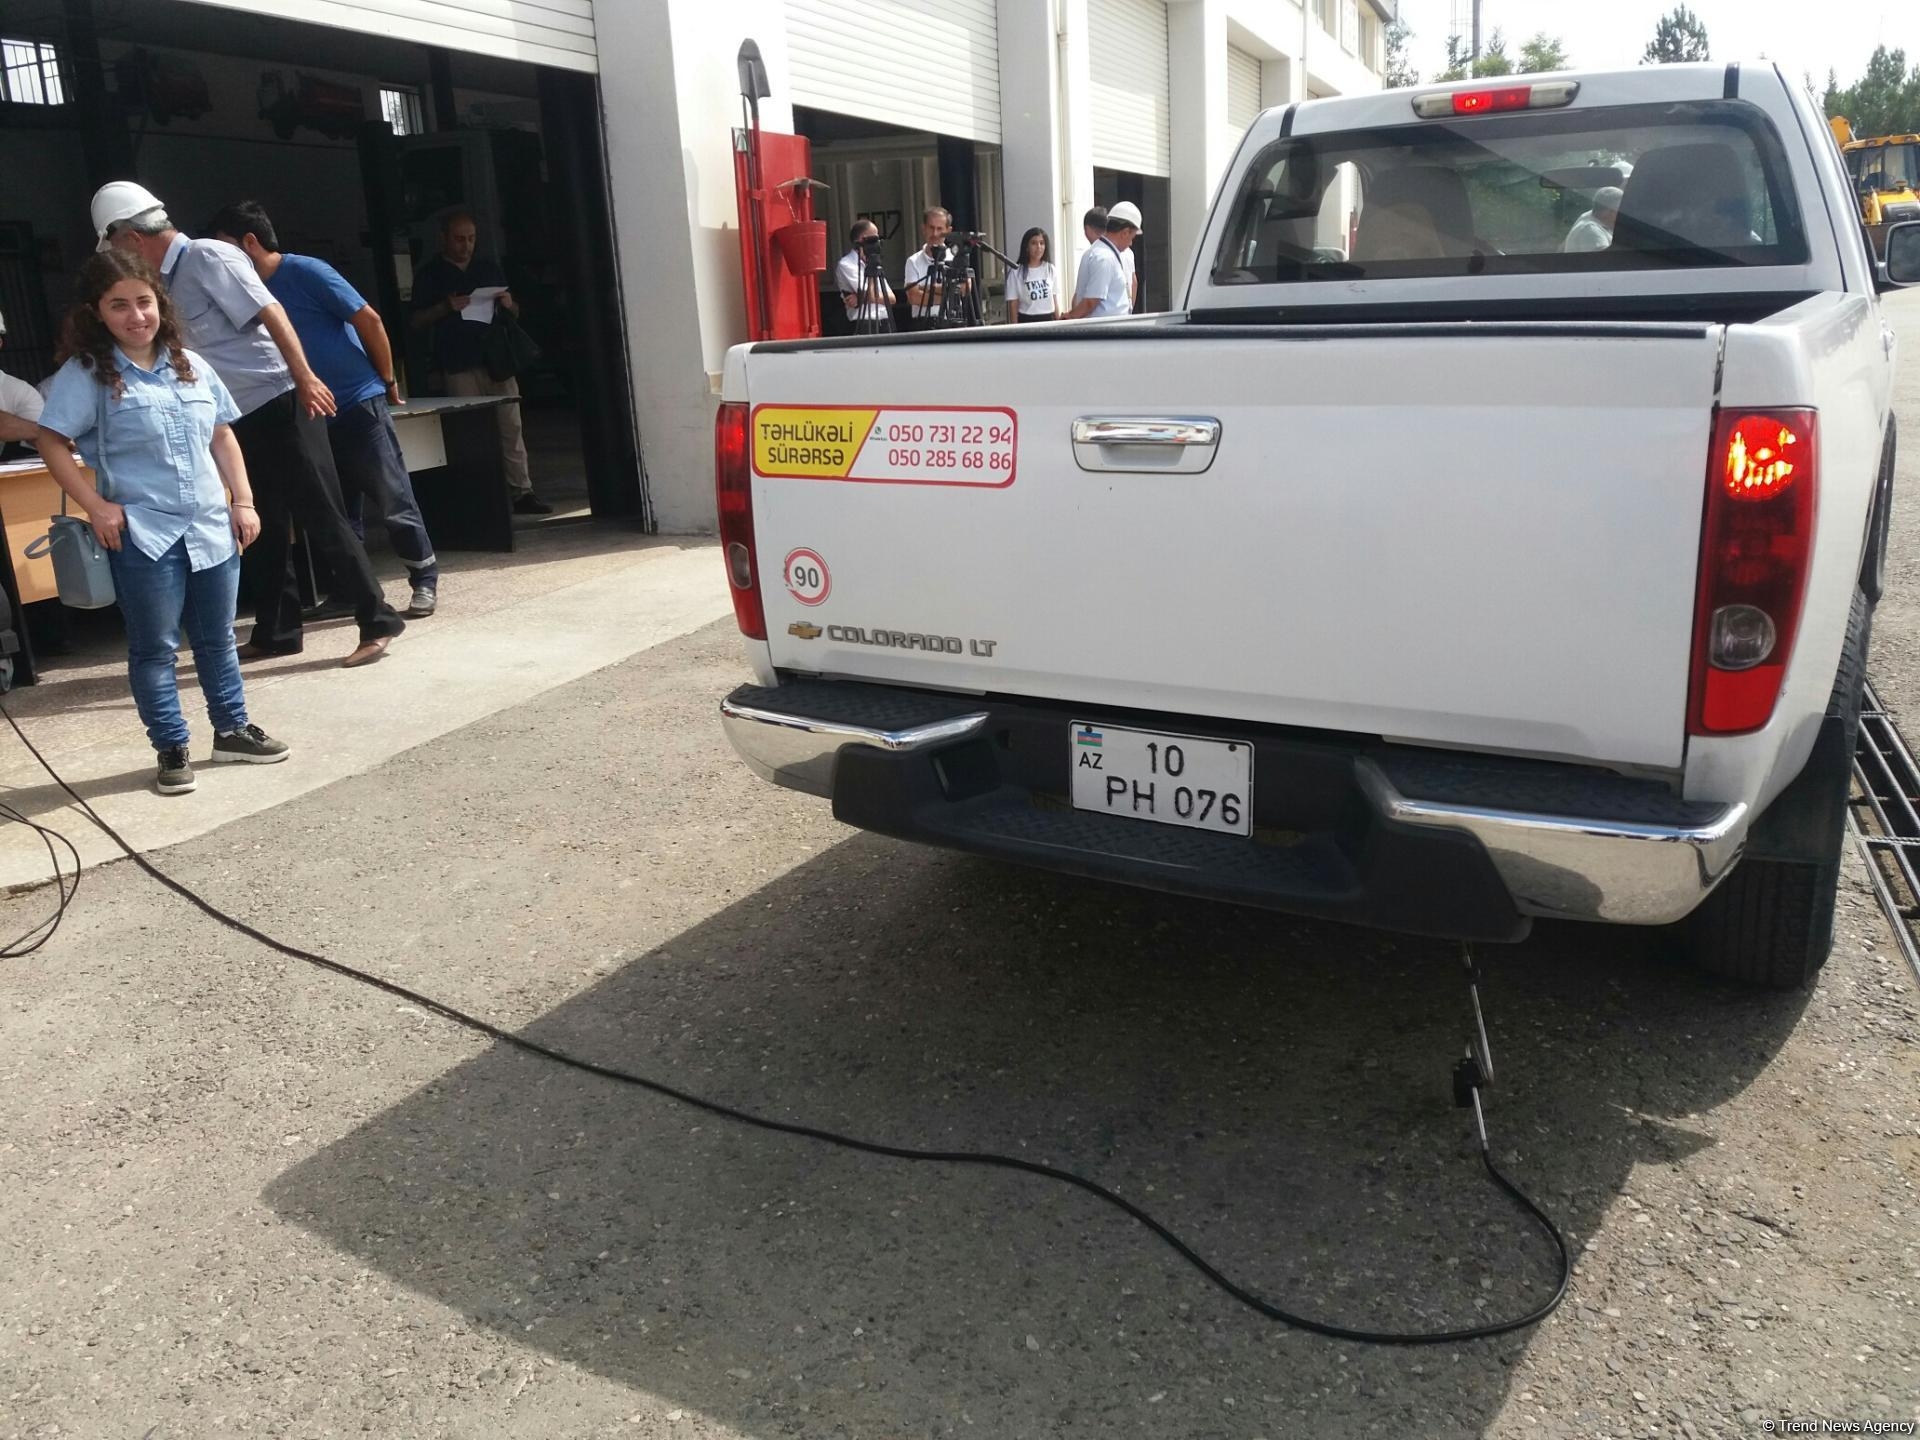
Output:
top-left (0, 789), bottom-right (82, 957)
top-left (0, 701), bottom-right (1569, 1345)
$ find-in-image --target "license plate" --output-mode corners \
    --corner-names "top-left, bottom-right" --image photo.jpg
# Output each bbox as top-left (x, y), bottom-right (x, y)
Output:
top-left (1068, 722), bottom-right (1253, 837)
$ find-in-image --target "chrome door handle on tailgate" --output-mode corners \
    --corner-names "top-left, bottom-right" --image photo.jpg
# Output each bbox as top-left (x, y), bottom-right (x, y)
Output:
top-left (1070, 416), bottom-right (1221, 474)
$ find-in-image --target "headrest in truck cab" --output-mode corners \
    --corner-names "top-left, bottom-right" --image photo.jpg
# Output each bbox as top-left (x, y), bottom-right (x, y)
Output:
top-left (1353, 166), bottom-right (1477, 262)
top-left (1613, 142), bottom-right (1757, 252)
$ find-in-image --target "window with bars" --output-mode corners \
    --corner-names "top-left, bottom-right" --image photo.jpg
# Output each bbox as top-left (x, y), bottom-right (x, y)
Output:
top-left (1, 37), bottom-right (65, 105)
top-left (380, 87), bottom-right (425, 136)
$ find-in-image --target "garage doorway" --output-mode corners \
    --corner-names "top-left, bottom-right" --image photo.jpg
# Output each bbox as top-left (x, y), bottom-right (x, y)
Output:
top-left (0, 0), bottom-right (643, 535)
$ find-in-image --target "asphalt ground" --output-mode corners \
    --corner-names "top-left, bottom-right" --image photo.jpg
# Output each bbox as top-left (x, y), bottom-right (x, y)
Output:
top-left (3, 295), bottom-right (1919, 1439)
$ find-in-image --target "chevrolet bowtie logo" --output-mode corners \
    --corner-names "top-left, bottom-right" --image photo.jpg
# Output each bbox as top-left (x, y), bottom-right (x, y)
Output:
top-left (788, 622), bottom-right (824, 640)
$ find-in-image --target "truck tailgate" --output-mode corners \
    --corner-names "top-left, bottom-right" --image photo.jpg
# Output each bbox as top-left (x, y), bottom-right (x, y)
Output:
top-left (745, 326), bottom-right (1721, 770)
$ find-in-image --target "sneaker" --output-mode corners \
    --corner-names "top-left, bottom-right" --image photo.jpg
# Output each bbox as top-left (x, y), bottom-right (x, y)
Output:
top-left (156, 746), bottom-right (196, 795)
top-left (512, 493), bottom-right (554, 516)
top-left (211, 724), bottom-right (291, 765)
top-left (406, 586), bottom-right (437, 618)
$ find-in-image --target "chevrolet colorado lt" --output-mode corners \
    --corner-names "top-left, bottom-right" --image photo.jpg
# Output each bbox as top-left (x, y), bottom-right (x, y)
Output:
top-left (716, 62), bottom-right (1920, 989)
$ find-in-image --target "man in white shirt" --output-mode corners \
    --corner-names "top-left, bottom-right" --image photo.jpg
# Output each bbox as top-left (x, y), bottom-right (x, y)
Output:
top-left (1068, 201), bottom-right (1143, 319)
top-left (903, 207), bottom-right (971, 329)
top-left (1563, 186), bottom-right (1623, 253)
top-left (0, 310), bottom-right (43, 450)
top-left (835, 219), bottom-right (896, 334)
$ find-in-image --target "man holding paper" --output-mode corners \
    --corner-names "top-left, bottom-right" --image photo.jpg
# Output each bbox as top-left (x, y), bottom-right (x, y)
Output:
top-left (409, 210), bottom-right (547, 514)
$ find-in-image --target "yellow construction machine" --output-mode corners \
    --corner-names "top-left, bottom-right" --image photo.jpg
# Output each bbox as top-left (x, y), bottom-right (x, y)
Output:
top-left (1830, 115), bottom-right (1920, 259)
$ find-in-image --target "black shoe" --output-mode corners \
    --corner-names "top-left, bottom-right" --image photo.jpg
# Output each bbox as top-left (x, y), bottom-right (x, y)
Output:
top-left (235, 641), bottom-right (302, 662)
top-left (303, 595), bottom-right (356, 622)
top-left (512, 493), bottom-right (554, 516)
top-left (156, 746), bottom-right (196, 795)
top-left (406, 585), bottom-right (438, 618)
top-left (211, 724), bottom-right (291, 765)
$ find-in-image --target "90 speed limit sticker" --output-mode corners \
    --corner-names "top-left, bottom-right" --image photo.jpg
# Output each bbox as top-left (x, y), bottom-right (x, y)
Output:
top-left (782, 548), bottom-right (831, 605)
top-left (751, 405), bottom-right (1017, 488)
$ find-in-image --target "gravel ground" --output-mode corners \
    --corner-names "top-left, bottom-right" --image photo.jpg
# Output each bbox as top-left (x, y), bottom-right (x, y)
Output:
top-left (3, 300), bottom-right (1919, 1439)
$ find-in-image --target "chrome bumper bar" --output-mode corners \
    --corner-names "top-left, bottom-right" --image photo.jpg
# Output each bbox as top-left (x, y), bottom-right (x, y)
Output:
top-left (719, 696), bottom-right (990, 798)
top-left (1355, 761), bottom-right (1748, 926)
top-left (720, 694), bottom-right (1749, 926)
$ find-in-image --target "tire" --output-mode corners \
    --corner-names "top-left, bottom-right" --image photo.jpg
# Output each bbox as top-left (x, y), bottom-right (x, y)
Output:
top-left (1685, 589), bottom-right (1870, 988)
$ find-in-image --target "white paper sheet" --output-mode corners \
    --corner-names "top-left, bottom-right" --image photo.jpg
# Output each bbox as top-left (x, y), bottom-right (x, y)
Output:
top-left (463, 286), bottom-right (509, 324)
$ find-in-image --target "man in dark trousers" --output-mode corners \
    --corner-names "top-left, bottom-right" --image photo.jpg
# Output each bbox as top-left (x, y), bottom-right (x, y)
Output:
top-left (211, 200), bottom-right (441, 619)
top-left (90, 181), bottom-right (405, 667)
top-left (409, 211), bottom-right (549, 514)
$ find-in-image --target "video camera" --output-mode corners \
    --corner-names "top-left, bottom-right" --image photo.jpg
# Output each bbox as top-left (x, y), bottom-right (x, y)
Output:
top-left (858, 232), bottom-right (884, 259)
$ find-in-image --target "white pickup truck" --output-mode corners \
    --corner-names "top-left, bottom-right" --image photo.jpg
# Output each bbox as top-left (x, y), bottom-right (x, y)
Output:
top-left (716, 63), bottom-right (1920, 989)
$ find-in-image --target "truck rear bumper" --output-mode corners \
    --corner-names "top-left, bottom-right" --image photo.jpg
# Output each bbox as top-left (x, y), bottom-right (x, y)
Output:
top-left (721, 680), bottom-right (1748, 938)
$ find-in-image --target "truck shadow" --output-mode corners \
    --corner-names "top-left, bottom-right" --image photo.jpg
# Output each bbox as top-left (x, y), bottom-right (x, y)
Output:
top-left (263, 836), bottom-right (1809, 1437)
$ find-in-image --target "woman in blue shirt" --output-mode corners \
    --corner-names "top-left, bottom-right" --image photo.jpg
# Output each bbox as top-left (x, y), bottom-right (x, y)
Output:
top-left (35, 250), bottom-right (290, 795)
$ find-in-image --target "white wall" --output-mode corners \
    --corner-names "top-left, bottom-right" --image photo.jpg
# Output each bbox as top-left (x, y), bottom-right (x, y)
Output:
top-left (1168, 0), bottom-right (1230, 297)
top-left (597, 0), bottom-right (794, 534)
top-left (996, 0), bottom-right (1097, 290)
top-left (997, 0), bottom-right (1063, 265)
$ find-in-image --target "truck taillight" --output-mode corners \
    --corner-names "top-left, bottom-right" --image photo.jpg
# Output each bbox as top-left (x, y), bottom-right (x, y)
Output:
top-left (1688, 410), bottom-right (1817, 736)
top-left (715, 401), bottom-right (765, 640)
top-left (1410, 81), bottom-right (1578, 118)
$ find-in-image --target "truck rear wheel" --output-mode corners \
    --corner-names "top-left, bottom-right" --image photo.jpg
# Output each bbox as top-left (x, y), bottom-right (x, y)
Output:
top-left (1684, 589), bottom-right (1870, 989)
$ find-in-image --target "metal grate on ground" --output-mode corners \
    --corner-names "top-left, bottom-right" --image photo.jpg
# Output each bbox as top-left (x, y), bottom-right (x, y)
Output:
top-left (1849, 679), bottom-right (1920, 981)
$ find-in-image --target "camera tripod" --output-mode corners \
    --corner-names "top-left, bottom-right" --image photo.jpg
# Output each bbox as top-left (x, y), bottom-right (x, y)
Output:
top-left (848, 237), bottom-right (896, 337)
top-left (912, 232), bottom-right (1015, 330)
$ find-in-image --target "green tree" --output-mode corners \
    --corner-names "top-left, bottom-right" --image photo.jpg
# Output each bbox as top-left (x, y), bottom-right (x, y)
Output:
top-left (1383, 13), bottom-right (1418, 88)
top-left (1643, 5), bottom-right (1710, 65)
top-left (1825, 46), bottom-right (1920, 138)
top-left (1473, 29), bottom-right (1514, 78)
top-left (1438, 28), bottom-right (1516, 82)
top-left (1518, 33), bottom-right (1571, 74)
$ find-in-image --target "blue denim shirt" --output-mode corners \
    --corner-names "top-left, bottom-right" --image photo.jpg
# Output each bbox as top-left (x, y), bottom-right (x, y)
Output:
top-left (39, 348), bottom-right (242, 571)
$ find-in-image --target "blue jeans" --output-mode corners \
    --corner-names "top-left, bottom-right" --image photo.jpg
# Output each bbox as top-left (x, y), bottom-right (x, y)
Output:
top-left (109, 538), bottom-right (248, 751)
top-left (329, 397), bottom-right (438, 589)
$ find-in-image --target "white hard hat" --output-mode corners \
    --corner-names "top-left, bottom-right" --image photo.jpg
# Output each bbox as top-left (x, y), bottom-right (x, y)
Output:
top-left (1107, 200), bottom-right (1145, 233)
top-left (90, 180), bottom-right (167, 251)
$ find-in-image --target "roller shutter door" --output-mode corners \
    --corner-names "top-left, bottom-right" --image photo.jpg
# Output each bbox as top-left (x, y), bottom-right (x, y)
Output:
top-left (1227, 45), bottom-right (1263, 133)
top-left (175, 0), bottom-right (597, 72)
top-left (1089, 0), bottom-right (1170, 175)
top-left (787, 0), bottom-right (1001, 143)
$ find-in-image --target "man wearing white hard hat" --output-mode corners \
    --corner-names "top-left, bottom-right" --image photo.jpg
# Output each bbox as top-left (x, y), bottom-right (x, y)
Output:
top-left (1066, 200), bottom-right (1143, 320)
top-left (90, 182), bottom-right (405, 668)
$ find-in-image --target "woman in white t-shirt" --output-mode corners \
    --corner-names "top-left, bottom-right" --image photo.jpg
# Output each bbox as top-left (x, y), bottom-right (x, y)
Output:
top-left (1003, 227), bottom-right (1060, 324)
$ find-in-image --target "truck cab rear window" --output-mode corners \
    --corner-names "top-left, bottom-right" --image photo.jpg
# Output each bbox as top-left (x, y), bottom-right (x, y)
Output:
top-left (1214, 100), bottom-right (1809, 284)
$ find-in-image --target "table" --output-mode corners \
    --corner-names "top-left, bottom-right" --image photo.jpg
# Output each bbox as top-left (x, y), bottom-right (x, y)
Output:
top-left (0, 458), bottom-right (77, 685)
top-left (386, 395), bottom-right (521, 553)
top-left (0, 458), bottom-right (69, 607)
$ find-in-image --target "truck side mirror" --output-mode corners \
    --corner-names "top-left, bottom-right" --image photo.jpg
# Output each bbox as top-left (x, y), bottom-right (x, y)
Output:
top-left (1886, 222), bottom-right (1920, 286)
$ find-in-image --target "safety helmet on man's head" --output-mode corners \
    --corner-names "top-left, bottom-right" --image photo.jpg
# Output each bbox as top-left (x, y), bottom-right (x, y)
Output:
top-left (90, 181), bottom-right (168, 252)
